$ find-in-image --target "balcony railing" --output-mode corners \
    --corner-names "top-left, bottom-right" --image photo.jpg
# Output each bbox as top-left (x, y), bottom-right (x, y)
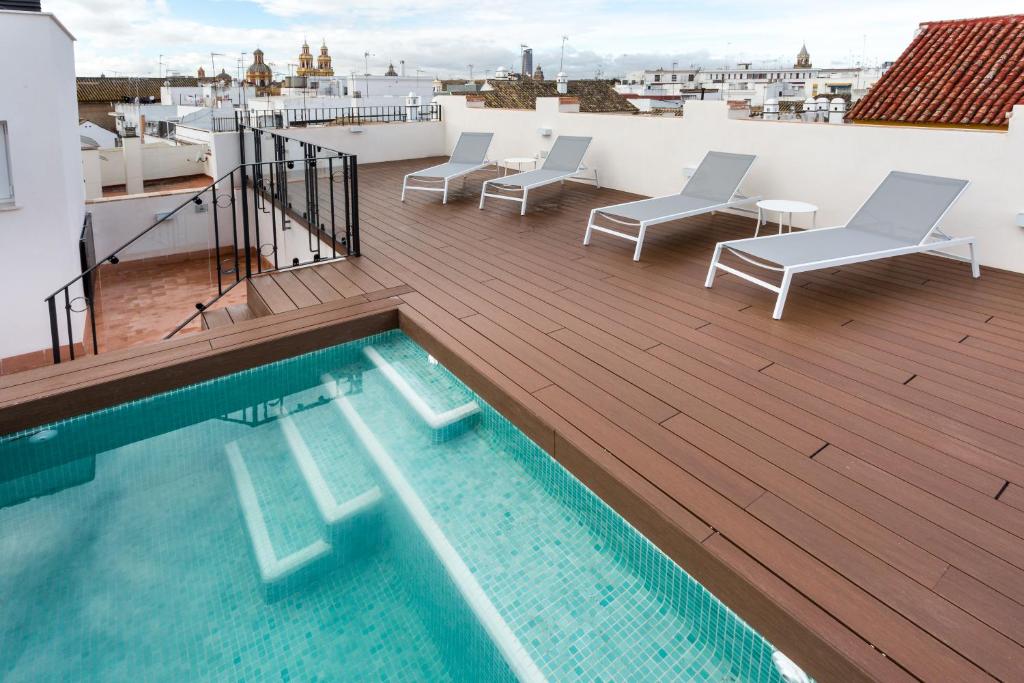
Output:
top-left (234, 104), bottom-right (442, 130)
top-left (44, 141), bottom-right (360, 363)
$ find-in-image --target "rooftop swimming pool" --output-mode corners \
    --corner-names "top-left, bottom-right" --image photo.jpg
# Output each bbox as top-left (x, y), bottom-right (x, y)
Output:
top-left (0, 330), bottom-right (805, 681)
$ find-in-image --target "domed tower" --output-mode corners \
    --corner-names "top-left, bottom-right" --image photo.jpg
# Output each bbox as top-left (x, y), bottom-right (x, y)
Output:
top-left (297, 41), bottom-right (314, 77)
top-left (795, 42), bottom-right (811, 68)
top-left (385, 62), bottom-right (398, 77)
top-left (197, 66), bottom-right (206, 79)
top-left (246, 48), bottom-right (272, 86)
top-left (533, 64), bottom-right (544, 80)
top-left (316, 40), bottom-right (334, 76)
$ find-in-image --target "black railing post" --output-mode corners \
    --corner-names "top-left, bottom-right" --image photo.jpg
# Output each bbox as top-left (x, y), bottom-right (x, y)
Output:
top-left (239, 162), bottom-right (252, 280)
top-left (349, 154), bottom-right (360, 256)
top-left (47, 296), bottom-right (60, 364)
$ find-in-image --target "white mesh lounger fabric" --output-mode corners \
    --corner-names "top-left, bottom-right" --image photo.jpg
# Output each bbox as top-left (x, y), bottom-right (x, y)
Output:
top-left (479, 136), bottom-right (594, 215)
top-left (705, 171), bottom-right (978, 319)
top-left (401, 132), bottom-right (494, 204)
top-left (583, 151), bottom-right (759, 261)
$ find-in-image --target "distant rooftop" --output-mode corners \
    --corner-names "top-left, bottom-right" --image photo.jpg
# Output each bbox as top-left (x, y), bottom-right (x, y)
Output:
top-left (848, 14), bottom-right (1024, 128)
top-left (483, 80), bottom-right (636, 113)
top-left (77, 76), bottom-right (200, 103)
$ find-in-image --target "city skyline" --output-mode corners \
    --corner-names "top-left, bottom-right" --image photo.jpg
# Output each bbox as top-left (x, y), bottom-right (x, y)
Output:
top-left (46, 0), bottom-right (1024, 79)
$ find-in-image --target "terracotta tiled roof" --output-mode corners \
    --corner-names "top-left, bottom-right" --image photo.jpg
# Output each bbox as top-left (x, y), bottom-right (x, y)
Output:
top-left (77, 76), bottom-right (200, 103)
top-left (847, 14), bottom-right (1024, 128)
top-left (483, 80), bottom-right (636, 113)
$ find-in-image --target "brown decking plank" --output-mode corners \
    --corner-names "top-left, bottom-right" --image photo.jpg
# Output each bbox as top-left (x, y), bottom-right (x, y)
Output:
top-left (247, 272), bottom-right (298, 314)
top-left (293, 266), bottom-right (345, 303)
top-left (313, 261), bottom-right (364, 298)
top-left (201, 307), bottom-right (233, 330)
top-left (398, 291), bottom-right (551, 393)
top-left (749, 493), bottom-right (1023, 681)
top-left (225, 304), bottom-right (255, 324)
top-left (935, 567), bottom-right (1024, 646)
top-left (462, 313), bottom-right (764, 506)
top-left (761, 361), bottom-right (1024, 482)
top-left (269, 270), bottom-right (321, 308)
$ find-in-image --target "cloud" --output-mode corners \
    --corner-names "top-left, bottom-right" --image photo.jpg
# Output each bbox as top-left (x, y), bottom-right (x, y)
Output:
top-left (45, 0), bottom-right (1024, 78)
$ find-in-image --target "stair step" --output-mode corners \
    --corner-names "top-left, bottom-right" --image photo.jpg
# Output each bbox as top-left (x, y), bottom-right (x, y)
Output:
top-left (200, 307), bottom-right (233, 330)
top-left (279, 408), bottom-right (382, 548)
top-left (224, 425), bottom-right (332, 602)
top-left (363, 342), bottom-right (480, 442)
top-left (201, 304), bottom-right (255, 330)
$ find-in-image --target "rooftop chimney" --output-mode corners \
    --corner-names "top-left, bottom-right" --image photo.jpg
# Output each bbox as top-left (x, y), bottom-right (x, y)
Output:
top-left (556, 72), bottom-right (568, 95)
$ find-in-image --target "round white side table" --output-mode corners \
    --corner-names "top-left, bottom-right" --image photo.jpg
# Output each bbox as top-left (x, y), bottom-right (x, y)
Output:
top-left (502, 156), bottom-right (538, 175)
top-left (755, 199), bottom-right (818, 237)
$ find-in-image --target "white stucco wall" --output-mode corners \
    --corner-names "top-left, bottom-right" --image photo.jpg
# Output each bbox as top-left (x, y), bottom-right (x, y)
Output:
top-left (438, 97), bottom-right (1024, 273)
top-left (262, 121), bottom-right (445, 164)
top-left (0, 11), bottom-right (85, 358)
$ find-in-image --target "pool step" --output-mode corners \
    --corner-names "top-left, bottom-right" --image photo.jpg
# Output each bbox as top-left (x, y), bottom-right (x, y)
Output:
top-left (225, 414), bottom-right (384, 602)
top-left (279, 409), bottom-right (383, 550)
top-left (225, 439), bottom-right (332, 602)
top-left (322, 374), bottom-right (546, 683)
top-left (363, 345), bottom-right (480, 442)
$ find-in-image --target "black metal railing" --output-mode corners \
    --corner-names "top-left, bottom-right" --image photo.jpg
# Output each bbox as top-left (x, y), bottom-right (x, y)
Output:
top-left (44, 142), bottom-right (360, 363)
top-left (234, 104), bottom-right (441, 129)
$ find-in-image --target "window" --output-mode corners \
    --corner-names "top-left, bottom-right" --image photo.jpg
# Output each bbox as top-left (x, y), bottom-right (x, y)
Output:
top-left (671, 74), bottom-right (677, 82)
top-left (653, 74), bottom-right (661, 82)
top-left (0, 122), bottom-right (13, 205)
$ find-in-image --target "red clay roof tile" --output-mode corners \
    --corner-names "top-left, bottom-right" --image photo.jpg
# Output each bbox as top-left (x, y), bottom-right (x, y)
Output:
top-left (848, 14), bottom-right (1024, 128)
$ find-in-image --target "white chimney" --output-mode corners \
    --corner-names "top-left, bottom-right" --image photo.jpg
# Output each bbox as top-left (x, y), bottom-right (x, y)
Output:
top-left (829, 97), bottom-right (846, 124)
top-left (815, 97), bottom-right (829, 122)
top-left (802, 98), bottom-right (817, 123)
top-left (405, 91), bottom-right (422, 121)
top-left (764, 98), bottom-right (779, 121)
top-left (556, 72), bottom-right (568, 95)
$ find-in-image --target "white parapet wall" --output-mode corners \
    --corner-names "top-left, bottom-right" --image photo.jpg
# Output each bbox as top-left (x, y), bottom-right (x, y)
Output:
top-left (439, 96), bottom-right (1024, 273)
top-left (263, 120), bottom-right (446, 164)
top-left (84, 142), bottom-right (210, 197)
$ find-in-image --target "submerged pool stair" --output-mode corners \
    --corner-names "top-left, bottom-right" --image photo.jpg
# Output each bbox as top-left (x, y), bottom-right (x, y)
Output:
top-left (362, 345), bottom-right (480, 442)
top-left (225, 410), bottom-right (383, 602)
top-left (321, 374), bottom-right (547, 683)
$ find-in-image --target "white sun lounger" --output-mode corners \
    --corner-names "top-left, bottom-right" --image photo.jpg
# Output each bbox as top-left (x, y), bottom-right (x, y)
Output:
top-left (401, 132), bottom-right (494, 204)
top-left (705, 171), bottom-right (977, 319)
top-left (583, 151), bottom-right (758, 261)
top-left (479, 136), bottom-right (594, 215)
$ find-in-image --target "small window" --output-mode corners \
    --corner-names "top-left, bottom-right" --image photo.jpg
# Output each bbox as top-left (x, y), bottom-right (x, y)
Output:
top-left (0, 122), bottom-right (12, 205)
top-left (653, 74), bottom-right (661, 82)
top-left (671, 74), bottom-right (677, 82)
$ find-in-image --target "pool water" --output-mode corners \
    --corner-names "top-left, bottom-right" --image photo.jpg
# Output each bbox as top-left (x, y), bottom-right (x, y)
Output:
top-left (0, 330), bottom-right (798, 682)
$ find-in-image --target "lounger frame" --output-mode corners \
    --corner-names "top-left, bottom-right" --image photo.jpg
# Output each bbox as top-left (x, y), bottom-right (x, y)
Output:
top-left (705, 182), bottom-right (978, 320)
top-left (401, 161), bottom-right (494, 205)
top-left (583, 153), bottom-right (759, 261)
top-left (479, 167), bottom-right (599, 216)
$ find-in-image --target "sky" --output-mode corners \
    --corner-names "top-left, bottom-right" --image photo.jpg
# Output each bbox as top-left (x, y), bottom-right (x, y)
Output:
top-left (46, 0), bottom-right (1024, 80)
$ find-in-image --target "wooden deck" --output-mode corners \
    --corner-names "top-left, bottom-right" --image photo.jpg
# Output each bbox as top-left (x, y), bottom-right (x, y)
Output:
top-left (245, 158), bottom-right (1024, 682)
top-left (6, 156), bottom-right (1024, 681)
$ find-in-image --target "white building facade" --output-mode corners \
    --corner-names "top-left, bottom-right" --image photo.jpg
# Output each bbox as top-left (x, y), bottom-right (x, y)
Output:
top-left (0, 8), bottom-right (86, 363)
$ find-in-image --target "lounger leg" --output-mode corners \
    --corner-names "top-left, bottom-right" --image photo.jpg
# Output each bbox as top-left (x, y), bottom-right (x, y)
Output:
top-left (705, 243), bottom-right (723, 288)
top-left (594, 169), bottom-right (600, 189)
top-left (520, 190), bottom-right (529, 216)
top-left (773, 269), bottom-right (794, 320)
top-left (969, 241), bottom-right (981, 278)
top-left (401, 175), bottom-right (408, 202)
top-left (584, 210), bottom-right (596, 245)
top-left (633, 224), bottom-right (647, 261)
top-left (442, 179), bottom-right (449, 205)
top-left (479, 182), bottom-right (488, 210)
